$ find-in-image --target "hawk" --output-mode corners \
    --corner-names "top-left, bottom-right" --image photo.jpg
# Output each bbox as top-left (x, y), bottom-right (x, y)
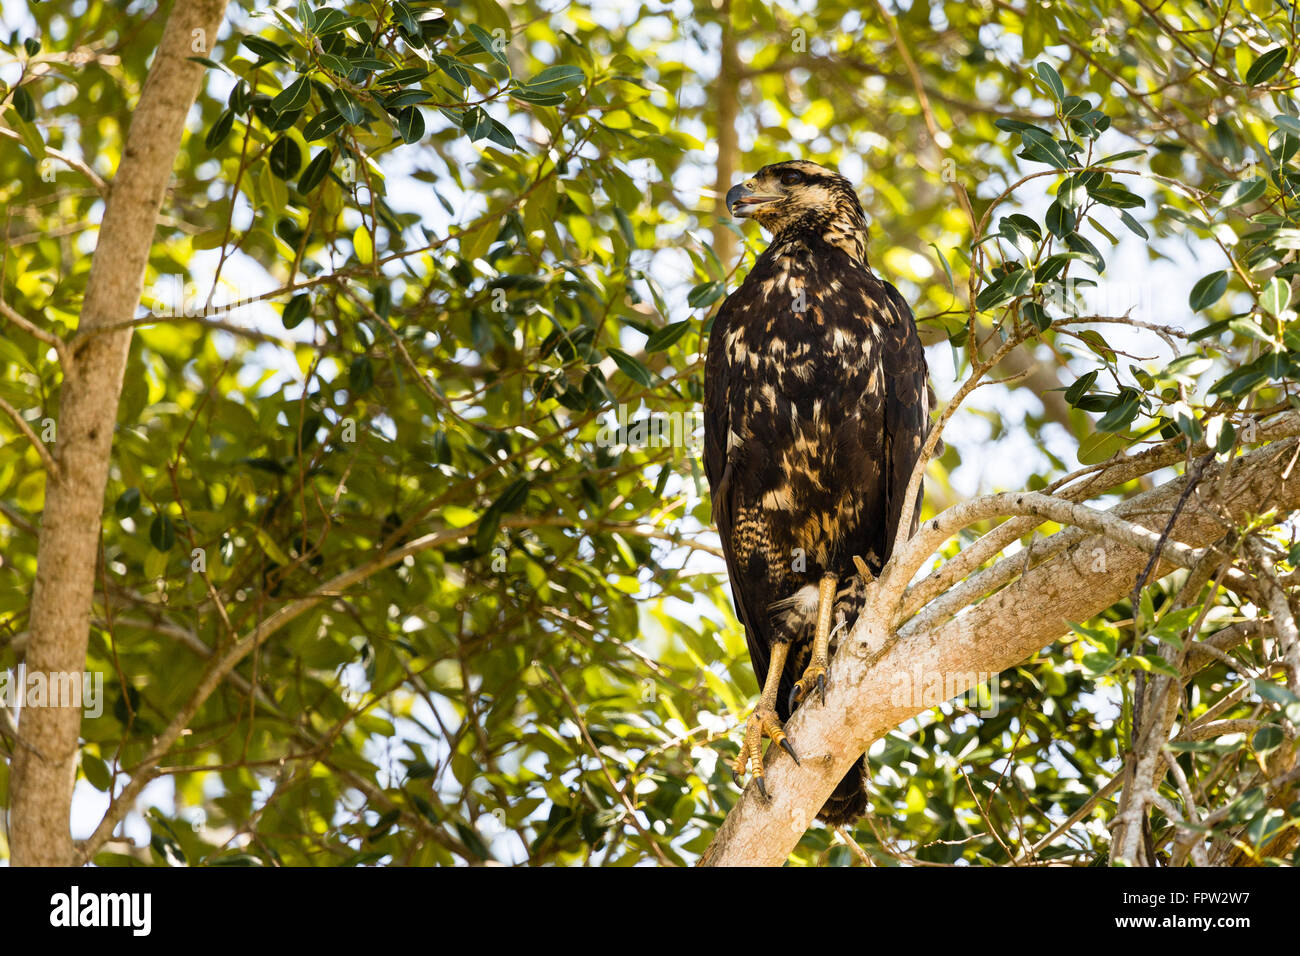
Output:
top-left (703, 160), bottom-right (932, 825)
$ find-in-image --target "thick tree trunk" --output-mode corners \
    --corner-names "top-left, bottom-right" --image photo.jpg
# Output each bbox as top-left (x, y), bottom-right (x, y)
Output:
top-left (700, 425), bottom-right (1300, 866)
top-left (9, 0), bottom-right (229, 866)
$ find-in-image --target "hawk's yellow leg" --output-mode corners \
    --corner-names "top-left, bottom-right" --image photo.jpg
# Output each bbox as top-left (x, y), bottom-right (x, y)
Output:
top-left (732, 641), bottom-right (799, 798)
top-left (790, 572), bottom-right (838, 708)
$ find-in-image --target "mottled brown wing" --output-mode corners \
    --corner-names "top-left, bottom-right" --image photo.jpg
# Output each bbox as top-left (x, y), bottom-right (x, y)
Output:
top-left (881, 280), bottom-right (931, 548)
top-left (703, 296), bottom-right (774, 688)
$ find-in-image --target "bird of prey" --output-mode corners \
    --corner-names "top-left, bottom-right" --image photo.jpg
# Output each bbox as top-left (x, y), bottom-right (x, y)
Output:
top-left (703, 159), bottom-right (932, 825)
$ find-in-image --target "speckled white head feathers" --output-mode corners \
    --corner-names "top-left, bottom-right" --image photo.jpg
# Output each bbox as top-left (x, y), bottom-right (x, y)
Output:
top-left (726, 160), bottom-right (870, 263)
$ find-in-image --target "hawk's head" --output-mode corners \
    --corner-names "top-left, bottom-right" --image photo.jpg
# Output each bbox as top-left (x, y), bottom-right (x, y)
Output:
top-left (725, 160), bottom-right (869, 260)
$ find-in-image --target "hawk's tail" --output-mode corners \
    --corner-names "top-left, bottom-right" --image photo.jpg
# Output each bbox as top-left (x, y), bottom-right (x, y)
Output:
top-left (816, 754), bottom-right (868, 826)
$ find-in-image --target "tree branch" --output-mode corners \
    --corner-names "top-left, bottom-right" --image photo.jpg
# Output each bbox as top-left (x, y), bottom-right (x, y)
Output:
top-left (0, 395), bottom-right (59, 477)
top-left (10, 0), bottom-right (231, 866)
top-left (700, 432), bottom-right (1300, 866)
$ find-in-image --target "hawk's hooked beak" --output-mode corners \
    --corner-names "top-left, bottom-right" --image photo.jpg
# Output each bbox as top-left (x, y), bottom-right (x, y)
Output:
top-left (726, 181), bottom-right (781, 218)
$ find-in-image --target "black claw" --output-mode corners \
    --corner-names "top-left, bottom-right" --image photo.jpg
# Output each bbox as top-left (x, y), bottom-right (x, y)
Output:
top-left (780, 737), bottom-right (801, 766)
top-left (732, 769), bottom-right (743, 788)
top-left (755, 776), bottom-right (768, 800)
top-left (817, 673), bottom-right (827, 705)
top-left (787, 684), bottom-right (802, 713)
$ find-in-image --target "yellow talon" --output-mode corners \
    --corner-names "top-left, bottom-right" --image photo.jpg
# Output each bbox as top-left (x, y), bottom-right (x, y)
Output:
top-left (730, 642), bottom-right (800, 798)
top-left (790, 573), bottom-right (837, 709)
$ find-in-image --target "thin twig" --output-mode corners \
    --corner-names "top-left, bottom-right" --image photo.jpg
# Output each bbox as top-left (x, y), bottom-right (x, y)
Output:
top-left (0, 394), bottom-right (58, 477)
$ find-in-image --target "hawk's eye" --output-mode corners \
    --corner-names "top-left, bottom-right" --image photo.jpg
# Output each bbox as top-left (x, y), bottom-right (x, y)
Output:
top-left (779, 170), bottom-right (804, 186)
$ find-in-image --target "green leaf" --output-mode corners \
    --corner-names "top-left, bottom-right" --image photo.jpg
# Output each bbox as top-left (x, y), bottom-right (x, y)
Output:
top-left (1035, 253), bottom-right (1079, 283)
top-left (1245, 47), bottom-right (1288, 86)
top-left (115, 487), bottom-right (141, 520)
top-left (467, 24), bottom-right (508, 65)
top-left (312, 9), bottom-right (366, 36)
top-left (349, 354), bottom-right (374, 394)
top-left (645, 320), bottom-right (692, 352)
top-left (332, 89), bottom-right (366, 125)
top-left (150, 513), bottom-right (176, 552)
top-left (1219, 178), bottom-right (1267, 210)
top-left (13, 85), bottom-right (35, 122)
top-left (608, 348), bottom-right (654, 387)
top-left (432, 55), bottom-right (471, 88)
top-left (395, 106), bottom-right (425, 143)
top-left (303, 109), bottom-right (346, 141)
top-left (472, 480), bottom-right (530, 555)
top-left (317, 52), bottom-right (352, 76)
top-left (241, 35), bottom-right (291, 63)
top-left (974, 269), bottom-right (1031, 311)
top-left (81, 752), bottom-right (112, 791)
top-left (1019, 128), bottom-right (1071, 169)
top-left (1064, 370), bottom-right (1098, 406)
top-left (1188, 271), bottom-right (1228, 311)
top-left (1095, 148), bottom-right (1147, 164)
top-left (1081, 651), bottom-right (1116, 675)
top-left (928, 242), bottom-right (956, 296)
top-left (1087, 215), bottom-right (1119, 245)
top-left (1096, 388), bottom-right (1142, 432)
top-left (1089, 186), bottom-right (1144, 208)
top-left (1022, 301), bottom-right (1051, 331)
top-left (521, 64), bottom-right (585, 95)
top-left (1075, 328), bottom-right (1115, 362)
top-left (1216, 421), bottom-right (1237, 455)
top-left (1210, 353), bottom-right (1286, 397)
top-left (1117, 209), bottom-right (1149, 239)
top-left (228, 80), bottom-right (250, 114)
top-left (1064, 233), bottom-right (1104, 272)
top-left (268, 137), bottom-right (302, 179)
top-left (297, 148), bottom-right (332, 193)
top-left (1275, 113), bottom-right (1300, 135)
top-left (687, 281), bottom-right (723, 309)
top-left (205, 109), bottom-right (235, 150)
top-left (282, 294), bottom-right (311, 329)
top-left (1001, 213), bottom-right (1043, 242)
top-left (486, 119), bottom-right (516, 151)
top-left (383, 89), bottom-right (431, 109)
top-left (510, 86), bottom-right (567, 106)
top-left (254, 528), bottom-right (292, 566)
top-left (1034, 61), bottom-right (1065, 103)
top-left (1252, 725), bottom-right (1285, 753)
top-left (1061, 94), bottom-right (1092, 119)
top-left (1254, 680), bottom-right (1300, 706)
top-left (1046, 199), bottom-right (1076, 238)
top-left (1132, 654), bottom-right (1182, 678)
top-left (995, 118), bottom-right (1051, 136)
top-left (378, 67), bottom-right (430, 87)
top-left (391, 0), bottom-right (421, 35)
top-left (1151, 606), bottom-right (1200, 647)
top-left (270, 76), bottom-right (312, 115)
top-left (1077, 430), bottom-right (1127, 464)
top-left (1261, 276), bottom-right (1290, 317)
top-left (461, 106), bottom-right (492, 142)
top-left (353, 225), bottom-right (373, 265)
top-left (1057, 175), bottom-right (1087, 209)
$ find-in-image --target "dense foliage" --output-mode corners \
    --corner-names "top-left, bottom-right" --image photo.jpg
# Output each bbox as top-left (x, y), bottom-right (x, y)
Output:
top-left (2, 0), bottom-right (1299, 865)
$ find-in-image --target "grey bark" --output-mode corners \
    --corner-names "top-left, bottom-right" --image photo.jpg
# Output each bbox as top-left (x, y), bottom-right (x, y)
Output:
top-left (700, 429), bottom-right (1300, 866)
top-left (9, 0), bottom-right (230, 866)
